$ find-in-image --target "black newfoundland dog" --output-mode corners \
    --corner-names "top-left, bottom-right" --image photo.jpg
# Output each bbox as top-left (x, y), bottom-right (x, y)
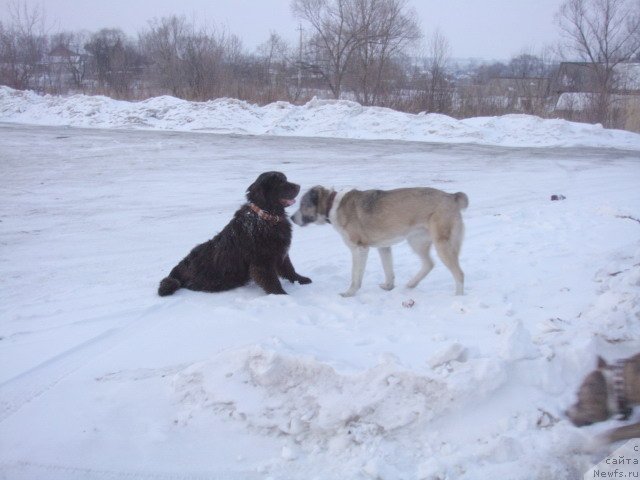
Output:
top-left (158, 171), bottom-right (311, 296)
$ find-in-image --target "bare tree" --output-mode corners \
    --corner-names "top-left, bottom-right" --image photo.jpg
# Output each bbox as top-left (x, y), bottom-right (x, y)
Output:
top-left (509, 53), bottom-right (545, 78)
top-left (84, 29), bottom-right (141, 97)
top-left (0, 1), bottom-right (48, 90)
top-left (257, 32), bottom-right (291, 102)
top-left (183, 29), bottom-right (228, 100)
top-left (557, 0), bottom-right (640, 125)
top-left (350, 0), bottom-right (421, 105)
top-left (422, 29), bottom-right (452, 113)
top-left (507, 51), bottom-right (553, 115)
top-left (140, 16), bottom-right (242, 100)
top-left (65, 31), bottom-right (90, 90)
top-left (139, 16), bottom-right (188, 97)
top-left (292, 0), bottom-right (365, 98)
top-left (0, 22), bottom-right (19, 87)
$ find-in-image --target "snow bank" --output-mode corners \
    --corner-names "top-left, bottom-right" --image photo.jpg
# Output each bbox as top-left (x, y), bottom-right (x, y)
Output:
top-left (2, 86), bottom-right (640, 149)
top-left (582, 248), bottom-right (640, 342)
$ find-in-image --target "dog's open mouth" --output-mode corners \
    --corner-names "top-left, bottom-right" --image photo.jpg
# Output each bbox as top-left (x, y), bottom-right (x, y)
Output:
top-left (280, 198), bottom-right (296, 207)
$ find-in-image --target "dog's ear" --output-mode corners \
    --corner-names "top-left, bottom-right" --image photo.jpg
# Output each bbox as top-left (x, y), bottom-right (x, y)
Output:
top-left (247, 177), bottom-right (267, 206)
top-left (597, 356), bottom-right (608, 369)
top-left (309, 187), bottom-right (319, 205)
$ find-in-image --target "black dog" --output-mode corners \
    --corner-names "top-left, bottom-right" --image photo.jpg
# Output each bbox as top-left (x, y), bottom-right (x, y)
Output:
top-left (158, 171), bottom-right (311, 296)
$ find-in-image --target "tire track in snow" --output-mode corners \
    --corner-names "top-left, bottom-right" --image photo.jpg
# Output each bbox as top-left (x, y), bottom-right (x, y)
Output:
top-left (0, 299), bottom-right (183, 424)
top-left (0, 460), bottom-right (262, 480)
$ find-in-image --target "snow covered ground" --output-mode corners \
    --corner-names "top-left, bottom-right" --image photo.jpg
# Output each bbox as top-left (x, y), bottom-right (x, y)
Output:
top-left (0, 111), bottom-right (639, 479)
top-left (3, 86), bottom-right (640, 150)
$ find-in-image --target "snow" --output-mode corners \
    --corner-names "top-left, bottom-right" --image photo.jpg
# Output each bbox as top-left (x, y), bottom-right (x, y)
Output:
top-left (0, 101), bottom-right (639, 479)
top-left (3, 86), bottom-right (640, 149)
top-left (556, 92), bottom-right (640, 112)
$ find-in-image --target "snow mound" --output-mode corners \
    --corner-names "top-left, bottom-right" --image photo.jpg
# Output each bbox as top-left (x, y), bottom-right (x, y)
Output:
top-left (2, 86), bottom-right (640, 149)
top-left (174, 347), bottom-right (447, 438)
top-left (584, 253), bottom-right (640, 342)
top-left (172, 346), bottom-right (507, 445)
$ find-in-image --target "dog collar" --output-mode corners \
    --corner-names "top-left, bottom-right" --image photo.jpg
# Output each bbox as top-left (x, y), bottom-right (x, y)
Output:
top-left (326, 191), bottom-right (337, 224)
top-left (248, 203), bottom-right (285, 224)
top-left (613, 359), bottom-right (632, 420)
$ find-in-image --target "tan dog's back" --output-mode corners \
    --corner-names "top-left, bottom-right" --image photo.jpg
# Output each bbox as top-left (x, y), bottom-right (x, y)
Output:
top-left (336, 188), bottom-right (466, 248)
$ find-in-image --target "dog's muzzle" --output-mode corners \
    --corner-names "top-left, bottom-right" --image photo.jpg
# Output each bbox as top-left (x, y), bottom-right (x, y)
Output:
top-left (291, 210), bottom-right (304, 226)
top-left (292, 210), bottom-right (317, 226)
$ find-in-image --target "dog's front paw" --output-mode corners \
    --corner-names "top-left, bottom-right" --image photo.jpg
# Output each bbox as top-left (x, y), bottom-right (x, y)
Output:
top-left (296, 275), bottom-right (312, 285)
top-left (379, 282), bottom-right (394, 291)
top-left (340, 290), bottom-right (356, 298)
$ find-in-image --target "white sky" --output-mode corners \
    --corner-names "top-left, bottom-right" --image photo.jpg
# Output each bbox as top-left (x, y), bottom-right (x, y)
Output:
top-left (0, 0), bottom-right (564, 60)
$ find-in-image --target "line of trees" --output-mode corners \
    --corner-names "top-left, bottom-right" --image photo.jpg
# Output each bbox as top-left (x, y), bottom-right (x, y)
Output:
top-left (1, 0), bottom-right (640, 131)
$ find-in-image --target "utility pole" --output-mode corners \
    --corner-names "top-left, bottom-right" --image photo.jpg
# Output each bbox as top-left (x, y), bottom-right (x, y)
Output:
top-left (297, 23), bottom-right (303, 99)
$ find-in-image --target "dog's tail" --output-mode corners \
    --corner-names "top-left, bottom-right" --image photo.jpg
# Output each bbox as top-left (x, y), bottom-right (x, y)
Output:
top-left (158, 276), bottom-right (181, 296)
top-left (453, 192), bottom-right (469, 210)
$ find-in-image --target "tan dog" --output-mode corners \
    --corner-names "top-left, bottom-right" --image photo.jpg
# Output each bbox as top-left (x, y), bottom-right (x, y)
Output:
top-left (291, 186), bottom-right (468, 297)
top-left (566, 353), bottom-right (640, 442)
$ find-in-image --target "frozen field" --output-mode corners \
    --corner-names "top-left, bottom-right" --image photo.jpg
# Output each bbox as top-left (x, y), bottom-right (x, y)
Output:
top-left (1, 122), bottom-right (640, 479)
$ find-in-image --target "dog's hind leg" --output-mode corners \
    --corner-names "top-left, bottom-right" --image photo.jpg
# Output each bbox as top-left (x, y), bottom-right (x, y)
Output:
top-left (406, 231), bottom-right (434, 289)
top-left (158, 263), bottom-right (185, 296)
top-left (377, 247), bottom-right (395, 291)
top-left (158, 276), bottom-right (181, 296)
top-left (250, 263), bottom-right (287, 295)
top-left (341, 245), bottom-right (369, 297)
top-left (433, 235), bottom-right (464, 295)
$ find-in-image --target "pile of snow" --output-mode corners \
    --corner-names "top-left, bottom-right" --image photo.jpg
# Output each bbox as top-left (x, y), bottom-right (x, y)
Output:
top-left (2, 86), bottom-right (640, 149)
top-left (173, 347), bottom-right (452, 439)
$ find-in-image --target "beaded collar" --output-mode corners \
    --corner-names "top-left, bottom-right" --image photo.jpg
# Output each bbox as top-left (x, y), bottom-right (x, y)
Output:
top-left (613, 359), bottom-right (632, 420)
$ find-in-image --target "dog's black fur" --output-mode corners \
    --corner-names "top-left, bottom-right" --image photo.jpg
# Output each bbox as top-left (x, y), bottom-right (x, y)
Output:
top-left (158, 171), bottom-right (311, 296)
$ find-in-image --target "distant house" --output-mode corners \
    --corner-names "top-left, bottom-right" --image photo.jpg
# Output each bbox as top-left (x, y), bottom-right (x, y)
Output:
top-left (552, 62), bottom-right (640, 112)
top-left (47, 45), bottom-right (82, 64)
top-left (44, 44), bottom-right (88, 90)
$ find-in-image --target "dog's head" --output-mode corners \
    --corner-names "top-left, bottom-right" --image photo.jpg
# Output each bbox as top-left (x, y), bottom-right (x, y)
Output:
top-left (246, 171), bottom-right (300, 213)
top-left (566, 356), bottom-right (614, 427)
top-left (291, 186), bottom-right (333, 227)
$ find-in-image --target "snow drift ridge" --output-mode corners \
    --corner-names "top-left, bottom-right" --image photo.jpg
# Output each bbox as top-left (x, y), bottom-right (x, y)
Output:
top-left (2, 86), bottom-right (640, 149)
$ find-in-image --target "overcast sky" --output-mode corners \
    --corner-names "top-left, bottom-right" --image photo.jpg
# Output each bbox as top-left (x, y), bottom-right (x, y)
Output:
top-left (0, 0), bottom-right (564, 60)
